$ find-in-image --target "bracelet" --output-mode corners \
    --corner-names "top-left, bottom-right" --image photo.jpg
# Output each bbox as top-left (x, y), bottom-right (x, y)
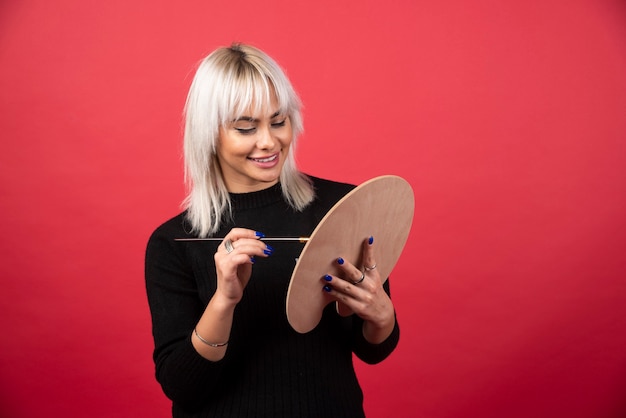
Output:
top-left (194, 328), bottom-right (229, 347)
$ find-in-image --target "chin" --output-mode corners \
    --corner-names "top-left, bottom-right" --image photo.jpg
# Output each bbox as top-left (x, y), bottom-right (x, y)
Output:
top-left (261, 176), bottom-right (281, 185)
top-left (258, 168), bottom-right (283, 182)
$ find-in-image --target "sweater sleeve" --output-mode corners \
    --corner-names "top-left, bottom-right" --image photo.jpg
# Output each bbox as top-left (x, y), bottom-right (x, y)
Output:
top-left (351, 279), bottom-right (400, 364)
top-left (311, 176), bottom-right (401, 363)
top-left (144, 220), bottom-right (227, 411)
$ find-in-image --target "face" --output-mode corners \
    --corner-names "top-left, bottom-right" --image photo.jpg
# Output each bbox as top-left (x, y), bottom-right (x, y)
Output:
top-left (216, 92), bottom-right (293, 193)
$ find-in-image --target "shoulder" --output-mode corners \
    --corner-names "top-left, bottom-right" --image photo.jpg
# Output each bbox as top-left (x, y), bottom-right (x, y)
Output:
top-left (146, 212), bottom-right (194, 257)
top-left (148, 212), bottom-right (191, 241)
top-left (145, 212), bottom-right (198, 275)
top-left (307, 175), bottom-right (356, 199)
top-left (303, 175), bottom-right (356, 217)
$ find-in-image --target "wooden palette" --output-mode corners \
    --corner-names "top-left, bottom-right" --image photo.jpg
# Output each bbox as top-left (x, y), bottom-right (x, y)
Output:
top-left (286, 175), bottom-right (414, 333)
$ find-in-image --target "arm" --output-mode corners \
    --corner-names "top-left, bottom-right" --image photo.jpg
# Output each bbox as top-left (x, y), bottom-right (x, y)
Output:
top-left (145, 226), bottom-right (225, 408)
top-left (321, 236), bottom-right (400, 363)
top-left (145, 224), bottom-right (271, 408)
top-left (350, 279), bottom-right (400, 364)
top-left (191, 228), bottom-right (270, 361)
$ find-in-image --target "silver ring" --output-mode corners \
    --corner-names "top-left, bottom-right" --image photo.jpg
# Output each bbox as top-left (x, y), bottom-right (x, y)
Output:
top-left (224, 239), bottom-right (234, 254)
top-left (364, 263), bottom-right (377, 271)
top-left (352, 272), bottom-right (365, 285)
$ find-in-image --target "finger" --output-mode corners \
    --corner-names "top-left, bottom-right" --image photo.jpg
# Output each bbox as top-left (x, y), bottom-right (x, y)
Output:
top-left (220, 228), bottom-right (271, 256)
top-left (336, 257), bottom-right (366, 284)
top-left (219, 239), bottom-right (273, 259)
top-left (231, 240), bottom-right (274, 257)
top-left (227, 228), bottom-right (266, 241)
top-left (362, 235), bottom-right (377, 271)
top-left (322, 275), bottom-right (363, 316)
top-left (322, 274), bottom-right (359, 297)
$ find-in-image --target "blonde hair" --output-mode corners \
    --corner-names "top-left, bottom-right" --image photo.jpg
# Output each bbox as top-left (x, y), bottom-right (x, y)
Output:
top-left (182, 43), bottom-right (314, 237)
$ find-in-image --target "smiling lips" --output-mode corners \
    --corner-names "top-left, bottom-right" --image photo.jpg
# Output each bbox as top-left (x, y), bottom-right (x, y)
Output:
top-left (249, 153), bottom-right (279, 165)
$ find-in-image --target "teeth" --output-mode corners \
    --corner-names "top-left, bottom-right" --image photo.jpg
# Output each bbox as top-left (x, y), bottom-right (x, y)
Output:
top-left (254, 155), bottom-right (277, 163)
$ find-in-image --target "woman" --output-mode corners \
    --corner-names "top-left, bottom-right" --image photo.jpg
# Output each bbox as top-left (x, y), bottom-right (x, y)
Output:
top-left (145, 43), bottom-right (400, 417)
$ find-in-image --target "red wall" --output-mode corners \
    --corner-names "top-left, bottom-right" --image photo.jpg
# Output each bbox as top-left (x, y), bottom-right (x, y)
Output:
top-left (1, 1), bottom-right (625, 417)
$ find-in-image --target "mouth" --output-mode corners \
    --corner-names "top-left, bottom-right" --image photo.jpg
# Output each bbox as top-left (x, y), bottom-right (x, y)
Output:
top-left (248, 153), bottom-right (278, 163)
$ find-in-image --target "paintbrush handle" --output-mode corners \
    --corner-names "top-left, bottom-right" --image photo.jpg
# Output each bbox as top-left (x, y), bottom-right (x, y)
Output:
top-left (174, 237), bottom-right (309, 242)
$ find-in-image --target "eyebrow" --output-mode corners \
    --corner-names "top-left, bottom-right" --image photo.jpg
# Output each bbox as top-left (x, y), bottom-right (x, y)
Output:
top-left (233, 111), bottom-right (283, 123)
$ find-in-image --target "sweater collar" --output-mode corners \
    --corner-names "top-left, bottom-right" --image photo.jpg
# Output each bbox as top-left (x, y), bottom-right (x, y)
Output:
top-left (229, 182), bottom-right (284, 210)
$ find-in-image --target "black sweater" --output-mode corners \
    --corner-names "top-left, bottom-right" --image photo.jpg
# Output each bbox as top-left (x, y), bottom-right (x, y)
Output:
top-left (145, 176), bottom-right (400, 417)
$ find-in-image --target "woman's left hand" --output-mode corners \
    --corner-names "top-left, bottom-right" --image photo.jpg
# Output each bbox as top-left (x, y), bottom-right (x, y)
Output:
top-left (321, 236), bottom-right (396, 344)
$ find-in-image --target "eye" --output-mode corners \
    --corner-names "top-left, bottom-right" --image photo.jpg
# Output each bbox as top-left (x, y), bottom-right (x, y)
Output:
top-left (234, 127), bottom-right (256, 135)
top-left (271, 119), bottom-right (287, 128)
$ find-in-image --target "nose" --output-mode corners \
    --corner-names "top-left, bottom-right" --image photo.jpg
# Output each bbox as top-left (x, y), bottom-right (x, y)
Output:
top-left (256, 124), bottom-right (276, 150)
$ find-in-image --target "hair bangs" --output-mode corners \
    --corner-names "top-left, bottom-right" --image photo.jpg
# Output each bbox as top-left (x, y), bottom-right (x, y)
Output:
top-left (218, 62), bottom-right (294, 126)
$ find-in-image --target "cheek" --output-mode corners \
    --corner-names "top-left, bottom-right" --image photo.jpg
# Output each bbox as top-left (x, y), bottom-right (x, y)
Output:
top-left (280, 131), bottom-right (294, 149)
top-left (219, 138), bottom-right (252, 159)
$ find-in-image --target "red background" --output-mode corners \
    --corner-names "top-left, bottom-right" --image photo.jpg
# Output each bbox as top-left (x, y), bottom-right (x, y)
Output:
top-left (1, 1), bottom-right (626, 417)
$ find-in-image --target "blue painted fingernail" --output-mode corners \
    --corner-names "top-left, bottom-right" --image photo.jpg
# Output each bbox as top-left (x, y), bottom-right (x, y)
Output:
top-left (263, 249), bottom-right (272, 255)
top-left (368, 236), bottom-right (374, 245)
top-left (337, 257), bottom-right (344, 265)
top-left (256, 231), bottom-right (266, 238)
top-left (324, 274), bottom-right (332, 282)
top-left (266, 244), bottom-right (274, 251)
top-left (323, 285), bottom-right (332, 292)
top-left (250, 256), bottom-right (256, 264)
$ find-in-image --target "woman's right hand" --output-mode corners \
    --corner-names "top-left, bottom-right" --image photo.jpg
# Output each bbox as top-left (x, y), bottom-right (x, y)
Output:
top-left (213, 228), bottom-right (273, 305)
